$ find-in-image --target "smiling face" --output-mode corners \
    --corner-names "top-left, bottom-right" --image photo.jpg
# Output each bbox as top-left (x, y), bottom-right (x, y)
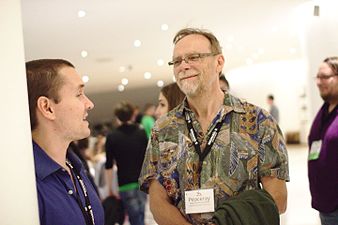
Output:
top-left (52, 67), bottom-right (94, 142)
top-left (316, 62), bottom-right (338, 104)
top-left (172, 34), bottom-right (223, 97)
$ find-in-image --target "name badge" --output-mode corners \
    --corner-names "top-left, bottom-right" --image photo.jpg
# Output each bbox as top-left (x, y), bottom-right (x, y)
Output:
top-left (309, 140), bottom-right (322, 160)
top-left (185, 189), bottom-right (214, 214)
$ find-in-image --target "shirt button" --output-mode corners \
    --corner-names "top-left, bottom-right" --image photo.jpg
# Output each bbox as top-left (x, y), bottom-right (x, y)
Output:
top-left (68, 190), bottom-right (73, 195)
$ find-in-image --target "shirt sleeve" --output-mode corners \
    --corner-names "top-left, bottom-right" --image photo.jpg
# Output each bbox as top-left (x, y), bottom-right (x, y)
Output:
top-left (258, 110), bottom-right (290, 182)
top-left (138, 125), bottom-right (160, 193)
top-left (105, 134), bottom-right (115, 169)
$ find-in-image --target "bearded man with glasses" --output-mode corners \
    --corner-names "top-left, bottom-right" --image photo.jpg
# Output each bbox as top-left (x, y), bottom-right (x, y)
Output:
top-left (308, 57), bottom-right (338, 225)
top-left (139, 28), bottom-right (289, 225)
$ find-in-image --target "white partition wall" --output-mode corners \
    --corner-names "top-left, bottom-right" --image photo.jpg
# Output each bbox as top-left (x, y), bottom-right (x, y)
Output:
top-left (0, 1), bottom-right (39, 224)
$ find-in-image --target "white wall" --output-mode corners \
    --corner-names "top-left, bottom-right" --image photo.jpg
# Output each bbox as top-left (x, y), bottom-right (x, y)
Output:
top-left (227, 60), bottom-right (308, 142)
top-left (0, 1), bottom-right (39, 224)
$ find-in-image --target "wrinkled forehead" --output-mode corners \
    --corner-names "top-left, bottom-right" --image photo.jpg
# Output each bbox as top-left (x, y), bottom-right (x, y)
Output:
top-left (318, 62), bottom-right (334, 75)
top-left (173, 34), bottom-right (211, 57)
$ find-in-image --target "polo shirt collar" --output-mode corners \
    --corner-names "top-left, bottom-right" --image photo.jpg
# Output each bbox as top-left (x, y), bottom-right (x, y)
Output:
top-left (33, 141), bottom-right (83, 180)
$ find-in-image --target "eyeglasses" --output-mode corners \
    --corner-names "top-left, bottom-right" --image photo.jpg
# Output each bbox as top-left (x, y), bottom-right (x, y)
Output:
top-left (168, 52), bottom-right (219, 67)
top-left (314, 74), bottom-right (337, 81)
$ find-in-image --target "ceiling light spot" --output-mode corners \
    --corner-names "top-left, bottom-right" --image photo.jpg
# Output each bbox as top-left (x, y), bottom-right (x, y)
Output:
top-left (157, 80), bottom-right (164, 87)
top-left (225, 43), bottom-right (233, 50)
top-left (289, 48), bottom-right (296, 54)
top-left (161, 24), bottom-right (169, 31)
top-left (157, 59), bottom-right (164, 66)
top-left (257, 48), bottom-right (265, 55)
top-left (119, 66), bottom-right (126, 73)
top-left (81, 50), bottom-right (88, 58)
top-left (121, 78), bottom-right (128, 86)
top-left (78, 10), bottom-right (86, 18)
top-left (144, 72), bottom-right (152, 79)
top-left (117, 84), bottom-right (125, 92)
top-left (82, 75), bottom-right (89, 83)
top-left (246, 58), bottom-right (253, 65)
top-left (227, 36), bottom-right (234, 42)
top-left (134, 40), bottom-right (142, 47)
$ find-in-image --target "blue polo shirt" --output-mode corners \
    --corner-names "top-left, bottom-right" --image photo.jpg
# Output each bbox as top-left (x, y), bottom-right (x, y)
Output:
top-left (33, 141), bottom-right (104, 225)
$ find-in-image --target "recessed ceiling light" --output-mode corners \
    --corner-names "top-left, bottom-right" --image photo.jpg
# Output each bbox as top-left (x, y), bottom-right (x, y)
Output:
top-left (134, 40), bottom-right (142, 47)
top-left (227, 36), bottom-right (234, 42)
top-left (257, 48), bottom-right (265, 55)
top-left (157, 80), bottom-right (164, 87)
top-left (119, 66), bottom-right (126, 73)
top-left (144, 72), bottom-right (152, 79)
top-left (81, 50), bottom-right (88, 58)
top-left (121, 78), bottom-right (128, 85)
top-left (82, 75), bottom-right (89, 83)
top-left (78, 10), bottom-right (86, 18)
top-left (157, 59), bottom-right (164, 66)
top-left (246, 58), bottom-right (253, 65)
top-left (225, 43), bottom-right (233, 50)
top-left (289, 48), bottom-right (296, 54)
top-left (161, 24), bottom-right (169, 31)
top-left (117, 84), bottom-right (125, 92)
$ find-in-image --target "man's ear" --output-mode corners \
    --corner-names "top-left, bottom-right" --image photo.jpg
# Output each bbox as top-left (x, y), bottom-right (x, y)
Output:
top-left (36, 96), bottom-right (56, 120)
top-left (216, 55), bottom-right (225, 75)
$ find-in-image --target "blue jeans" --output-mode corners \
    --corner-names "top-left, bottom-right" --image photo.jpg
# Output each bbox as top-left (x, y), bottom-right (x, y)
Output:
top-left (320, 208), bottom-right (338, 225)
top-left (120, 189), bottom-right (147, 225)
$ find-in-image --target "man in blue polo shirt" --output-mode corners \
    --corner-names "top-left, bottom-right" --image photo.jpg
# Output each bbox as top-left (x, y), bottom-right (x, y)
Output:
top-left (308, 57), bottom-right (338, 225)
top-left (26, 59), bottom-right (104, 225)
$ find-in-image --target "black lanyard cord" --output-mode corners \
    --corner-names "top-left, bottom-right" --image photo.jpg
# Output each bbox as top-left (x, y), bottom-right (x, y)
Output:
top-left (184, 109), bottom-right (225, 185)
top-left (66, 161), bottom-right (95, 225)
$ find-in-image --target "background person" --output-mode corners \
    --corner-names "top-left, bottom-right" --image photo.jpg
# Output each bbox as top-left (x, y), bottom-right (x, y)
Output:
top-left (105, 101), bottom-right (148, 225)
top-left (308, 57), bottom-right (338, 225)
top-left (155, 82), bottom-right (185, 119)
top-left (26, 59), bottom-right (104, 225)
top-left (267, 94), bottom-right (280, 123)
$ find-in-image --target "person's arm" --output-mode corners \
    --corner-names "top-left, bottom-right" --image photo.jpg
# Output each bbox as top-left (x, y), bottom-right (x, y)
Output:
top-left (149, 180), bottom-right (191, 225)
top-left (105, 168), bottom-right (114, 196)
top-left (261, 176), bottom-right (287, 214)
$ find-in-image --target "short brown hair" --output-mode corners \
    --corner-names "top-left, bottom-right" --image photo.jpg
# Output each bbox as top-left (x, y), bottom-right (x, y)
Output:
top-left (114, 101), bottom-right (135, 123)
top-left (324, 57), bottom-right (338, 75)
top-left (26, 59), bottom-right (74, 130)
top-left (161, 83), bottom-right (185, 111)
top-left (173, 28), bottom-right (222, 54)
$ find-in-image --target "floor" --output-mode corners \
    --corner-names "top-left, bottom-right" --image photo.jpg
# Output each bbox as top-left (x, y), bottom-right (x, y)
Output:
top-left (135, 144), bottom-right (321, 225)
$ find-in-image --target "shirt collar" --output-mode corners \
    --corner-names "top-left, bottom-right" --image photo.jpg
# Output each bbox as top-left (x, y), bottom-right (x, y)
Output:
top-left (177, 92), bottom-right (246, 117)
top-left (33, 141), bottom-right (83, 180)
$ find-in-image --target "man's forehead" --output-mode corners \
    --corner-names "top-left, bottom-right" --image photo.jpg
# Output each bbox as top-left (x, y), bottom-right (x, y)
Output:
top-left (173, 34), bottom-right (211, 55)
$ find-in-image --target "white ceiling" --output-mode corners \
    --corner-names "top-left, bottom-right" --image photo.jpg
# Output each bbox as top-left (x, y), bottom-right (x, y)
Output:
top-left (21, 0), bottom-right (309, 94)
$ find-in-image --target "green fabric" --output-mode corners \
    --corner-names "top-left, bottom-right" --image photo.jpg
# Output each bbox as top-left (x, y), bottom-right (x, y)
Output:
top-left (141, 115), bottom-right (155, 139)
top-left (213, 189), bottom-right (280, 225)
top-left (119, 182), bottom-right (139, 192)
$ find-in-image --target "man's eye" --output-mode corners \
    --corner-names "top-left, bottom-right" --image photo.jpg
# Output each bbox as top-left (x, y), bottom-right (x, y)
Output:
top-left (188, 55), bottom-right (200, 61)
top-left (173, 59), bottom-right (182, 66)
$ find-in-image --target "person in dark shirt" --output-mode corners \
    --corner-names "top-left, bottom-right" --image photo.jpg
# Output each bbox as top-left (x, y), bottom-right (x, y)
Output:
top-left (26, 59), bottom-right (104, 225)
top-left (105, 101), bottom-right (148, 225)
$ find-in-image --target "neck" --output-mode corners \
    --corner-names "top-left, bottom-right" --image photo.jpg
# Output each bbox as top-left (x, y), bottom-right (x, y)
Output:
top-left (328, 102), bottom-right (337, 113)
top-left (32, 129), bottom-right (70, 168)
top-left (187, 89), bottom-right (224, 120)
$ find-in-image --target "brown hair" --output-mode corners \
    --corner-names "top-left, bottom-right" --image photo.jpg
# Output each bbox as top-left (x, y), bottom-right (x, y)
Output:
top-left (324, 57), bottom-right (338, 75)
top-left (26, 59), bottom-right (74, 130)
top-left (173, 28), bottom-right (222, 54)
top-left (161, 82), bottom-right (185, 111)
top-left (114, 101), bottom-right (135, 123)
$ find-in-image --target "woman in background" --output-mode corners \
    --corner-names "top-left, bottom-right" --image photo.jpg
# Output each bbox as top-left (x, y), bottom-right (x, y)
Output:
top-left (155, 82), bottom-right (185, 118)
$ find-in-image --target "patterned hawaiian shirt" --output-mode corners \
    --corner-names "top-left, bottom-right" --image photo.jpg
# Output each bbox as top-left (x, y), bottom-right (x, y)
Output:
top-left (139, 93), bottom-right (289, 224)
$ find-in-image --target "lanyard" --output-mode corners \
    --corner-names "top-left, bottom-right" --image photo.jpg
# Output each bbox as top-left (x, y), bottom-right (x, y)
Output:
top-left (66, 161), bottom-right (95, 225)
top-left (183, 108), bottom-right (225, 184)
